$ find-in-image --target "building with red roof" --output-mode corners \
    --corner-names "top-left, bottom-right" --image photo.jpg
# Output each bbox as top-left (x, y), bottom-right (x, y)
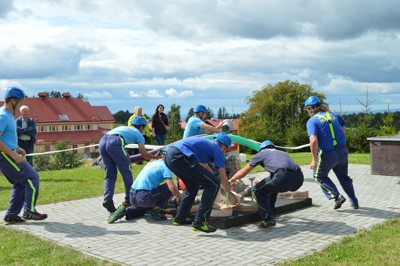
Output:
top-left (1, 92), bottom-right (114, 154)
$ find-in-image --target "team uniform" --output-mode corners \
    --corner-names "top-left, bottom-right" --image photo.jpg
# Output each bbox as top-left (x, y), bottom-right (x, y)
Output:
top-left (164, 137), bottom-right (225, 225)
top-left (99, 126), bottom-right (145, 206)
top-left (183, 116), bottom-right (205, 138)
top-left (306, 111), bottom-right (358, 207)
top-left (0, 86), bottom-right (47, 222)
top-left (125, 159), bottom-right (174, 219)
top-left (249, 148), bottom-right (304, 221)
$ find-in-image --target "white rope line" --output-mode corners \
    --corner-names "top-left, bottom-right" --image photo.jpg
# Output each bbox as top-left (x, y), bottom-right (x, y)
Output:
top-left (27, 144), bottom-right (99, 156)
top-left (275, 143), bottom-right (310, 150)
top-left (26, 142), bottom-right (310, 157)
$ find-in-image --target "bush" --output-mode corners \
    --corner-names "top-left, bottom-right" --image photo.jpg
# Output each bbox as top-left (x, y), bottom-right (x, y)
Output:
top-left (48, 139), bottom-right (84, 170)
top-left (32, 149), bottom-right (51, 172)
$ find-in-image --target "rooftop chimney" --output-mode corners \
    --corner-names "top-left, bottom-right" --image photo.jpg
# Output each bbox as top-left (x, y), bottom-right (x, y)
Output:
top-left (62, 92), bottom-right (71, 98)
top-left (38, 92), bottom-right (47, 98)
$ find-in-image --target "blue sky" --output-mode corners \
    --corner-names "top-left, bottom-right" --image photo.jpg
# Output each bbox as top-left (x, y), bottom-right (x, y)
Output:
top-left (1, 0), bottom-right (400, 117)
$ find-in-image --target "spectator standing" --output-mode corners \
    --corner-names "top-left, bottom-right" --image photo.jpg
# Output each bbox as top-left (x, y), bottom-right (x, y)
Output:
top-left (127, 106), bottom-right (152, 143)
top-left (151, 104), bottom-right (169, 145)
top-left (0, 86), bottom-right (47, 223)
top-left (16, 105), bottom-right (37, 166)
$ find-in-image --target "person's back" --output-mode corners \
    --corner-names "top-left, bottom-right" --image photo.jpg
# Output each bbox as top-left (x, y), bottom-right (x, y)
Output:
top-left (250, 148), bottom-right (299, 174)
top-left (306, 110), bottom-right (346, 151)
top-left (304, 95), bottom-right (358, 210)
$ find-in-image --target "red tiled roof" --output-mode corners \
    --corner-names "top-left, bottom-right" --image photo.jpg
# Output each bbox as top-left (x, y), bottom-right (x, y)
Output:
top-left (1, 94), bottom-right (114, 123)
top-left (36, 128), bottom-right (107, 144)
top-left (93, 106), bottom-right (114, 121)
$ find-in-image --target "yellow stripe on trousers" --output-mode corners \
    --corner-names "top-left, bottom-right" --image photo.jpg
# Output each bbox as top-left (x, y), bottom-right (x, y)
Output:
top-left (313, 150), bottom-right (335, 198)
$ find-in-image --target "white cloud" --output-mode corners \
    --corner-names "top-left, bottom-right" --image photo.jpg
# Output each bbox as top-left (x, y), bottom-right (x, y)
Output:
top-left (165, 88), bottom-right (194, 98)
top-left (1, 0), bottom-right (399, 114)
top-left (84, 91), bottom-right (112, 99)
top-left (146, 89), bottom-right (162, 98)
top-left (129, 91), bottom-right (141, 98)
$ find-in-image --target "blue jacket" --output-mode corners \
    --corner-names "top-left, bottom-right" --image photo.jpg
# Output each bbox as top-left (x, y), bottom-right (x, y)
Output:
top-left (16, 117), bottom-right (37, 142)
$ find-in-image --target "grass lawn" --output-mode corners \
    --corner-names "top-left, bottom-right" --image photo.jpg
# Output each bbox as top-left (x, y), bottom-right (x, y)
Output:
top-left (1, 152), bottom-right (398, 265)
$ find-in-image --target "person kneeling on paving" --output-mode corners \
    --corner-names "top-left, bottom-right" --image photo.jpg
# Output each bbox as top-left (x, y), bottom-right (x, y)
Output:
top-left (108, 159), bottom-right (182, 223)
top-left (230, 140), bottom-right (304, 229)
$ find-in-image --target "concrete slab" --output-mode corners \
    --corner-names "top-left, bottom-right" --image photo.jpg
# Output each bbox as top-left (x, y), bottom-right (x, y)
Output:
top-left (1, 165), bottom-right (399, 266)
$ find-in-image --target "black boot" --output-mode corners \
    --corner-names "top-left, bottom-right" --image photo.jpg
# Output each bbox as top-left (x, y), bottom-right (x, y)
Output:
top-left (103, 199), bottom-right (116, 213)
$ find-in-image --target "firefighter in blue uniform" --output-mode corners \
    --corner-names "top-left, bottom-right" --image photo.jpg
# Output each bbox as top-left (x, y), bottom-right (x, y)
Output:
top-left (230, 140), bottom-right (304, 229)
top-left (304, 96), bottom-right (359, 210)
top-left (99, 117), bottom-right (160, 216)
top-left (0, 86), bottom-right (47, 223)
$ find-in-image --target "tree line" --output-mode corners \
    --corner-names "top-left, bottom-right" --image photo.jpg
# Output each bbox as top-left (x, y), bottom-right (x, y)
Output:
top-left (112, 80), bottom-right (398, 153)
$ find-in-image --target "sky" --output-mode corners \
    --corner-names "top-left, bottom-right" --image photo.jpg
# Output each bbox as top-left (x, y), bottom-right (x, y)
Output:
top-left (1, 0), bottom-right (400, 118)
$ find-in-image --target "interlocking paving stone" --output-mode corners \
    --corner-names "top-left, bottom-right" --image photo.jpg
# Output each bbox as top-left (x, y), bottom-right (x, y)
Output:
top-left (1, 165), bottom-right (400, 265)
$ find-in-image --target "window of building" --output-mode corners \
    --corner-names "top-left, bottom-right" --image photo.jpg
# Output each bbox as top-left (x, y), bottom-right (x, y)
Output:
top-left (40, 126), bottom-right (46, 132)
top-left (62, 125), bottom-right (71, 131)
top-left (51, 126), bottom-right (58, 132)
top-left (59, 114), bottom-right (69, 121)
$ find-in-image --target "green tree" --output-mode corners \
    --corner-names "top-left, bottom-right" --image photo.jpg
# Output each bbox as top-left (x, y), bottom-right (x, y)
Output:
top-left (48, 139), bottom-right (84, 170)
top-left (206, 107), bottom-right (214, 119)
top-left (185, 108), bottom-right (194, 122)
top-left (217, 107), bottom-right (230, 119)
top-left (113, 110), bottom-right (132, 124)
top-left (346, 87), bottom-right (378, 153)
top-left (49, 91), bottom-right (62, 98)
top-left (379, 112), bottom-right (397, 136)
top-left (166, 104), bottom-right (184, 144)
top-left (239, 80), bottom-right (323, 147)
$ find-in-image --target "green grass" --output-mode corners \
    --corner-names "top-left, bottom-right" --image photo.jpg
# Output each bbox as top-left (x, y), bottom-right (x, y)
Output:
top-left (0, 164), bottom-right (146, 211)
top-left (0, 153), bottom-right (395, 265)
top-left (0, 163), bottom-right (146, 265)
top-left (283, 218), bottom-right (400, 266)
top-left (241, 152), bottom-right (370, 174)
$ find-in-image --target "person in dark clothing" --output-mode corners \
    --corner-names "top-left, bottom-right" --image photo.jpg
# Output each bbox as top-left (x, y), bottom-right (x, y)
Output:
top-left (230, 140), bottom-right (304, 229)
top-left (16, 105), bottom-right (37, 166)
top-left (151, 104), bottom-right (169, 145)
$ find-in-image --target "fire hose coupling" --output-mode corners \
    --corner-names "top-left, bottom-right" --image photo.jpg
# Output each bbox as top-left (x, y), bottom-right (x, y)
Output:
top-left (221, 119), bottom-right (234, 133)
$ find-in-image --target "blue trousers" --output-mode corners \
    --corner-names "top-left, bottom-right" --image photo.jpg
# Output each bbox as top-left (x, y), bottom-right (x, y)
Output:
top-left (164, 147), bottom-right (220, 224)
top-left (126, 183), bottom-right (172, 220)
top-left (99, 135), bottom-right (133, 202)
top-left (155, 133), bottom-right (167, 145)
top-left (254, 168), bottom-right (304, 220)
top-left (18, 139), bottom-right (35, 166)
top-left (313, 147), bottom-right (358, 206)
top-left (0, 152), bottom-right (40, 216)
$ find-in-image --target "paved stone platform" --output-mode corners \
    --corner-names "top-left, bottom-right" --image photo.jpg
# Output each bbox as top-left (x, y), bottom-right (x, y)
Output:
top-left (1, 165), bottom-right (400, 265)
